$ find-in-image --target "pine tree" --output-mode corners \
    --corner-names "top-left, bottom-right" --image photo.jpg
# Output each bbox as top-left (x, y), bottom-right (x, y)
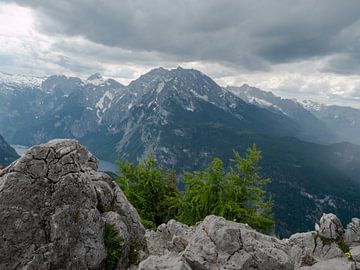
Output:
top-left (116, 154), bottom-right (180, 229)
top-left (177, 144), bottom-right (273, 232)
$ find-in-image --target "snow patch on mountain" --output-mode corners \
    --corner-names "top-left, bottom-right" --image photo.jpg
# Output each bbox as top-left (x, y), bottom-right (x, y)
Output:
top-left (0, 72), bottom-right (44, 88)
top-left (96, 91), bottom-right (114, 122)
top-left (300, 100), bottom-right (323, 111)
top-left (85, 73), bottom-right (106, 86)
top-left (190, 89), bottom-right (209, 101)
top-left (156, 82), bottom-right (165, 93)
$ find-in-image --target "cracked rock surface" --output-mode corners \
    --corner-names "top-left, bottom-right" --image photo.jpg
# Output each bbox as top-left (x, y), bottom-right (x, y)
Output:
top-left (139, 214), bottom-right (360, 270)
top-left (318, 213), bottom-right (344, 240)
top-left (0, 139), bottom-right (146, 270)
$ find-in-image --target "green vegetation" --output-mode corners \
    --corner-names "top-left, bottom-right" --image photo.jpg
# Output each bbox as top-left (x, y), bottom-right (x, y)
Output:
top-left (128, 243), bottom-right (140, 266)
top-left (338, 239), bottom-right (350, 254)
top-left (116, 145), bottom-right (274, 232)
top-left (73, 211), bottom-right (81, 224)
top-left (116, 153), bottom-right (180, 229)
top-left (104, 224), bottom-right (123, 270)
top-left (177, 145), bottom-right (273, 232)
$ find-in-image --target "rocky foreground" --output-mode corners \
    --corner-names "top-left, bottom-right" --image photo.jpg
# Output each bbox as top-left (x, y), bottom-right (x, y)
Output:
top-left (0, 140), bottom-right (359, 270)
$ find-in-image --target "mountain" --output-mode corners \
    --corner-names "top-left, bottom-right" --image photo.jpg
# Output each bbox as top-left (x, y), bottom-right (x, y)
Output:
top-left (0, 134), bottom-right (19, 167)
top-left (0, 73), bottom-right (125, 145)
top-left (2, 68), bottom-right (360, 237)
top-left (96, 67), bottom-right (301, 164)
top-left (227, 84), bottom-right (337, 143)
top-left (83, 68), bottom-right (360, 236)
top-left (302, 100), bottom-right (360, 145)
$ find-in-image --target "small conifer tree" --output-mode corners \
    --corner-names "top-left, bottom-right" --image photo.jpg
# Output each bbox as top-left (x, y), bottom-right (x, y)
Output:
top-left (177, 144), bottom-right (273, 232)
top-left (116, 154), bottom-right (180, 229)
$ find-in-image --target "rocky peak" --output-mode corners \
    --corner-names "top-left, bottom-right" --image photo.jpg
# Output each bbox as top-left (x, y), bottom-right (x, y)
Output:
top-left (87, 73), bottom-right (103, 81)
top-left (0, 139), bottom-right (146, 270)
top-left (86, 73), bottom-right (110, 87)
top-left (127, 67), bottom-right (238, 116)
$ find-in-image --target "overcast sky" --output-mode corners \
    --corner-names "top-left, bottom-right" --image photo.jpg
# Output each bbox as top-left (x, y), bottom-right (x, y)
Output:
top-left (1, 0), bottom-right (360, 107)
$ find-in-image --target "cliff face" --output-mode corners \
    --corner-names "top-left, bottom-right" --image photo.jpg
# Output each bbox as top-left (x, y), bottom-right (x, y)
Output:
top-left (0, 140), bottom-right (359, 270)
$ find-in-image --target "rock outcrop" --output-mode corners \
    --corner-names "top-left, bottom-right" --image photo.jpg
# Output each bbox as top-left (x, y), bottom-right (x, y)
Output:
top-left (139, 214), bottom-right (360, 270)
top-left (0, 139), bottom-right (146, 270)
top-left (1, 140), bottom-right (360, 270)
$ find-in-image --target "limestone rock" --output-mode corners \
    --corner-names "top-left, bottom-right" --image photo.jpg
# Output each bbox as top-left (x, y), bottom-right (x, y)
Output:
top-left (350, 245), bottom-right (360, 263)
top-left (142, 215), bottom-right (292, 270)
top-left (345, 218), bottom-right (360, 247)
top-left (299, 258), bottom-right (356, 270)
top-left (288, 230), bottom-right (345, 269)
top-left (318, 213), bottom-right (344, 240)
top-left (146, 219), bottom-right (194, 255)
top-left (140, 214), bottom-right (360, 270)
top-left (139, 254), bottom-right (192, 270)
top-left (0, 139), bottom-right (145, 270)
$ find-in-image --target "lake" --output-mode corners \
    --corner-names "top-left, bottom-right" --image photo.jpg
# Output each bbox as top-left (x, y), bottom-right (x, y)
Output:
top-left (11, 145), bottom-right (118, 173)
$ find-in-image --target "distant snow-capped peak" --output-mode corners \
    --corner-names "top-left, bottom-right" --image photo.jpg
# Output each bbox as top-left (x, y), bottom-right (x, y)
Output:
top-left (85, 73), bottom-right (106, 86)
top-left (0, 72), bottom-right (44, 88)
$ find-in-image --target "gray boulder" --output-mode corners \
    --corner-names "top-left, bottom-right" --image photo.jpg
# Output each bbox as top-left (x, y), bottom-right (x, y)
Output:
top-left (141, 215), bottom-right (292, 270)
top-left (299, 258), bottom-right (356, 270)
top-left (318, 213), bottom-right (344, 240)
top-left (146, 219), bottom-right (194, 255)
top-left (0, 139), bottom-right (145, 270)
top-left (140, 214), bottom-right (360, 270)
top-left (345, 218), bottom-right (360, 247)
top-left (288, 231), bottom-right (345, 268)
top-left (139, 254), bottom-right (192, 270)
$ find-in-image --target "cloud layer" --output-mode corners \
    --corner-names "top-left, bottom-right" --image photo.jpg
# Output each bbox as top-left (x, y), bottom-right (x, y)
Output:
top-left (2, 0), bottom-right (360, 106)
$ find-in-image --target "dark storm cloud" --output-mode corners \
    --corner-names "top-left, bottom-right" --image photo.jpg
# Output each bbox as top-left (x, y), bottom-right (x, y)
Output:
top-left (4, 0), bottom-right (360, 73)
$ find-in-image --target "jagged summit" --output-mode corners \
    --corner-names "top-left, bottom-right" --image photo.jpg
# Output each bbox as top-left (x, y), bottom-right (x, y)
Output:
top-left (86, 73), bottom-right (107, 86)
top-left (87, 72), bottom-right (103, 81)
top-left (128, 66), bottom-right (229, 103)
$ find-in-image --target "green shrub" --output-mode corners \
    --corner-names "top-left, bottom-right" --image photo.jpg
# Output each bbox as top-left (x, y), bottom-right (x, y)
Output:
top-left (128, 243), bottom-right (140, 265)
top-left (104, 224), bottom-right (123, 270)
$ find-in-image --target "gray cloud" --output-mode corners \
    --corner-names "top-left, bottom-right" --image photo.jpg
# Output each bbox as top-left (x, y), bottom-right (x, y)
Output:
top-left (4, 0), bottom-right (360, 73)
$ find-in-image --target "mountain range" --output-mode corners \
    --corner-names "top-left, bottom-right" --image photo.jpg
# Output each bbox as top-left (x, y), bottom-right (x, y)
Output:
top-left (1, 68), bottom-right (360, 236)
